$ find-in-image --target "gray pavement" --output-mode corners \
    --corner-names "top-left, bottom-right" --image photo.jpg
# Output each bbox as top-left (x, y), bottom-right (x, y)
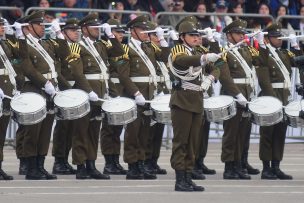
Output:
top-left (0, 141), bottom-right (304, 203)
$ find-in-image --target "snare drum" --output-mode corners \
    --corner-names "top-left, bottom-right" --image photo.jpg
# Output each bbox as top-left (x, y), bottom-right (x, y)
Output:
top-left (284, 100), bottom-right (304, 128)
top-left (204, 95), bottom-right (236, 122)
top-left (150, 94), bottom-right (171, 124)
top-left (54, 89), bottom-right (90, 120)
top-left (10, 92), bottom-right (47, 125)
top-left (102, 97), bottom-right (137, 125)
top-left (248, 96), bottom-right (283, 126)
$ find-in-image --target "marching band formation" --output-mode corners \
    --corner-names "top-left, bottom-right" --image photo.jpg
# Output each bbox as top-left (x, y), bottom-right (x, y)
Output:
top-left (0, 10), bottom-right (303, 192)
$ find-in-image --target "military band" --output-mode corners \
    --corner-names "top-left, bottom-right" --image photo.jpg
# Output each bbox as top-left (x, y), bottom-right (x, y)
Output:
top-left (1, 11), bottom-right (304, 193)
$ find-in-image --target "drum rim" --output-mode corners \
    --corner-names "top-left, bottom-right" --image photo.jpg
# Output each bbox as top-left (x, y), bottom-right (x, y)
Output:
top-left (10, 92), bottom-right (46, 113)
top-left (102, 97), bottom-right (136, 113)
top-left (53, 89), bottom-right (89, 107)
top-left (248, 96), bottom-right (282, 113)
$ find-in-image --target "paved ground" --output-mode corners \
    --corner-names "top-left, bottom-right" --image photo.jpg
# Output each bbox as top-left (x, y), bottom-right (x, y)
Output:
top-left (0, 140), bottom-right (304, 203)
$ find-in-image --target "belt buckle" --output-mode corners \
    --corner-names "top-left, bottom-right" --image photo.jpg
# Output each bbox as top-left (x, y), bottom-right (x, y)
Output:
top-left (47, 73), bottom-right (52, 80)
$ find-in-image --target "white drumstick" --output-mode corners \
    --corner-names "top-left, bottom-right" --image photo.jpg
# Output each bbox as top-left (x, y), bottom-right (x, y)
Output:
top-left (90, 25), bottom-right (117, 28)
top-left (3, 23), bottom-right (29, 28)
top-left (141, 28), bottom-right (169, 34)
top-left (40, 22), bottom-right (66, 26)
top-left (278, 34), bottom-right (304, 40)
top-left (98, 98), bottom-right (108, 102)
top-left (4, 95), bottom-right (27, 105)
top-left (145, 100), bottom-right (168, 104)
top-left (245, 31), bottom-right (268, 38)
top-left (218, 39), bottom-right (245, 57)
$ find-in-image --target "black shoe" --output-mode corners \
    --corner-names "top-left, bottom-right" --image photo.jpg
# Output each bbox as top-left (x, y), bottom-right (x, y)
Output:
top-left (223, 162), bottom-right (239, 180)
top-left (0, 162), bottom-right (13, 180)
top-left (174, 170), bottom-right (194, 192)
top-left (271, 160), bottom-right (293, 180)
top-left (26, 157), bottom-right (47, 180)
top-left (19, 158), bottom-right (28, 175)
top-left (191, 170), bottom-right (206, 180)
top-left (261, 168), bottom-right (277, 180)
top-left (235, 161), bottom-right (251, 180)
top-left (138, 160), bottom-right (157, 180)
top-left (126, 162), bottom-right (144, 180)
top-left (76, 164), bottom-right (91, 179)
top-left (185, 171), bottom-right (204, 191)
top-left (244, 163), bottom-right (260, 175)
top-left (151, 158), bottom-right (167, 175)
top-left (86, 160), bottom-right (110, 179)
top-left (52, 157), bottom-right (74, 175)
top-left (113, 155), bottom-right (127, 175)
top-left (64, 161), bottom-right (76, 174)
top-left (201, 163), bottom-right (216, 175)
top-left (103, 155), bottom-right (124, 175)
top-left (37, 156), bottom-right (57, 180)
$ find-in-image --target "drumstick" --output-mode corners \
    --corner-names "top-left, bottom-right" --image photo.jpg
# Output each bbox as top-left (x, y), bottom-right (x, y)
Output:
top-left (145, 100), bottom-right (168, 104)
top-left (218, 39), bottom-right (245, 57)
top-left (98, 98), bottom-right (108, 102)
top-left (4, 95), bottom-right (27, 105)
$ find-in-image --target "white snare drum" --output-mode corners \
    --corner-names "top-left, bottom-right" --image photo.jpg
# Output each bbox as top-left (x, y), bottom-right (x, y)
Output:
top-left (284, 100), bottom-right (304, 128)
top-left (150, 94), bottom-right (171, 124)
top-left (54, 89), bottom-right (90, 120)
top-left (10, 92), bottom-right (47, 125)
top-left (102, 97), bottom-right (137, 125)
top-left (248, 96), bottom-right (283, 126)
top-left (204, 95), bottom-right (236, 122)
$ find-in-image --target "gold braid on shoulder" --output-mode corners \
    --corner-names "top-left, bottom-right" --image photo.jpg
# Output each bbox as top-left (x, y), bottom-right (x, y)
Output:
top-left (66, 43), bottom-right (81, 63)
top-left (171, 44), bottom-right (187, 61)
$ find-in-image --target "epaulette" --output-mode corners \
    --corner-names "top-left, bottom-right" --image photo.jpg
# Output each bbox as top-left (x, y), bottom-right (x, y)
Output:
top-left (7, 39), bottom-right (19, 49)
top-left (171, 44), bottom-right (187, 61)
top-left (121, 44), bottom-right (129, 60)
top-left (196, 45), bottom-right (208, 53)
top-left (50, 39), bottom-right (59, 47)
top-left (66, 43), bottom-right (81, 63)
top-left (248, 46), bottom-right (259, 57)
top-left (151, 42), bottom-right (161, 53)
top-left (101, 39), bottom-right (112, 48)
top-left (287, 50), bottom-right (295, 58)
top-left (220, 47), bottom-right (227, 62)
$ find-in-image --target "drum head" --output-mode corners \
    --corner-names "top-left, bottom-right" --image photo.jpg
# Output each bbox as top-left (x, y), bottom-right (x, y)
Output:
top-left (285, 100), bottom-right (304, 116)
top-left (11, 92), bottom-right (46, 113)
top-left (150, 94), bottom-right (171, 111)
top-left (204, 95), bottom-right (234, 109)
top-left (54, 89), bottom-right (88, 108)
top-left (102, 97), bottom-right (136, 113)
top-left (249, 96), bottom-right (282, 114)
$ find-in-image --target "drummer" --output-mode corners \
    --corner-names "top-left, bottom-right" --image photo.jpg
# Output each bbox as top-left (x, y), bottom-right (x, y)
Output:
top-left (256, 23), bottom-right (302, 180)
top-left (0, 17), bottom-right (25, 180)
top-left (209, 19), bottom-right (267, 180)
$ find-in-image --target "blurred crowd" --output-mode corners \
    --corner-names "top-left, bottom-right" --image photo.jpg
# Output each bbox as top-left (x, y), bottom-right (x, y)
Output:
top-left (1, 0), bottom-right (304, 34)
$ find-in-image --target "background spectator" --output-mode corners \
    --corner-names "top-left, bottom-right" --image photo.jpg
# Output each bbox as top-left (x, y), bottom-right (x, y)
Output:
top-left (54, 0), bottom-right (89, 21)
top-left (195, 0), bottom-right (213, 29)
top-left (2, 0), bottom-right (24, 24)
top-left (228, 1), bottom-right (243, 21)
top-left (249, 3), bottom-right (272, 29)
top-left (244, 0), bottom-right (269, 14)
top-left (109, 1), bottom-right (130, 25)
top-left (158, 0), bottom-right (186, 27)
top-left (38, 0), bottom-right (50, 8)
top-left (211, 0), bottom-right (232, 32)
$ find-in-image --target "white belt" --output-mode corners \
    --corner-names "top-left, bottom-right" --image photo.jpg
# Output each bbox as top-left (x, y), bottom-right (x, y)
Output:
top-left (25, 72), bottom-right (58, 81)
top-left (85, 74), bottom-right (109, 80)
top-left (233, 78), bottom-right (252, 84)
top-left (271, 83), bottom-right (285, 88)
top-left (68, 81), bottom-right (75, 86)
top-left (110, 78), bottom-right (120, 84)
top-left (111, 76), bottom-right (164, 84)
top-left (0, 69), bottom-right (8, 75)
top-left (181, 81), bottom-right (202, 92)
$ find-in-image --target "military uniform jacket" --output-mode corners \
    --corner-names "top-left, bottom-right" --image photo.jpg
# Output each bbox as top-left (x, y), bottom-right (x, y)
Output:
top-left (80, 37), bottom-right (124, 104)
top-left (117, 39), bottom-right (170, 101)
top-left (257, 45), bottom-right (302, 105)
top-left (169, 44), bottom-right (220, 113)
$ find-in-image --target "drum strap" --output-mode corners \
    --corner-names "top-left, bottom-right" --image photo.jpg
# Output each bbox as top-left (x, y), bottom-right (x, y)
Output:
top-left (0, 44), bottom-right (17, 92)
top-left (156, 61), bottom-right (171, 90)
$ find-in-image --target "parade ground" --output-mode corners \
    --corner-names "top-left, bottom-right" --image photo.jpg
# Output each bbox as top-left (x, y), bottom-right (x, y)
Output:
top-left (0, 140), bottom-right (303, 203)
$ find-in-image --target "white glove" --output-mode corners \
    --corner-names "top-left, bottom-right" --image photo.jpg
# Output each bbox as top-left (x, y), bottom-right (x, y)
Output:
top-left (157, 91), bottom-right (165, 97)
top-left (201, 75), bottom-right (214, 91)
top-left (13, 90), bottom-right (21, 96)
top-left (235, 93), bottom-right (248, 107)
top-left (155, 27), bottom-right (165, 40)
top-left (135, 93), bottom-right (146, 106)
top-left (88, 91), bottom-right (99, 102)
top-left (13, 22), bottom-right (24, 39)
top-left (213, 32), bottom-right (222, 42)
top-left (168, 30), bottom-right (178, 41)
top-left (205, 27), bottom-right (214, 42)
top-left (44, 81), bottom-right (56, 96)
top-left (255, 31), bottom-right (265, 45)
top-left (289, 33), bottom-right (298, 48)
top-left (201, 53), bottom-right (221, 64)
top-left (203, 91), bottom-right (209, 99)
top-left (0, 88), bottom-right (4, 100)
top-left (50, 19), bottom-right (65, 39)
top-left (3, 19), bottom-right (14, 35)
top-left (102, 23), bottom-right (114, 38)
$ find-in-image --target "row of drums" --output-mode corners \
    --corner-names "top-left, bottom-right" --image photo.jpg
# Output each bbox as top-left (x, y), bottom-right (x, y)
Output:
top-left (1, 89), bottom-right (303, 128)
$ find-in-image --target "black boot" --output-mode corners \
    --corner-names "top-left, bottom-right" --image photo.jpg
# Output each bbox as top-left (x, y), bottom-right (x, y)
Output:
top-left (271, 160), bottom-right (293, 180)
top-left (151, 158), bottom-right (167, 175)
top-left (76, 164), bottom-right (91, 179)
top-left (26, 156), bottom-right (47, 180)
top-left (64, 159), bottom-right (76, 174)
top-left (223, 161), bottom-right (239, 179)
top-left (242, 152), bottom-right (260, 175)
top-left (0, 161), bottom-right (13, 180)
top-left (234, 161), bottom-right (251, 180)
top-left (144, 159), bottom-right (156, 174)
top-left (261, 161), bottom-right (277, 180)
top-left (138, 160), bottom-right (157, 179)
top-left (37, 156), bottom-right (57, 180)
top-left (191, 164), bottom-right (206, 180)
top-left (103, 155), bottom-right (121, 175)
top-left (174, 170), bottom-right (193, 192)
top-left (19, 157), bottom-right (28, 175)
top-left (126, 162), bottom-right (144, 180)
top-left (201, 163), bottom-right (216, 175)
top-left (52, 157), bottom-right (73, 175)
top-left (113, 154), bottom-right (127, 175)
top-left (86, 160), bottom-right (110, 179)
top-left (185, 171), bottom-right (204, 191)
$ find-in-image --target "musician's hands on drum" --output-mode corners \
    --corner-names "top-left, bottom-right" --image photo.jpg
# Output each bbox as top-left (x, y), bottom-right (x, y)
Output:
top-left (157, 91), bottom-right (165, 97)
top-left (201, 75), bottom-right (214, 91)
top-left (102, 23), bottom-right (115, 38)
top-left (235, 93), bottom-right (248, 107)
top-left (88, 91), bottom-right (99, 102)
top-left (44, 81), bottom-right (56, 96)
top-left (134, 91), bottom-right (146, 106)
top-left (14, 90), bottom-right (21, 96)
top-left (0, 88), bottom-right (4, 100)
top-left (168, 30), bottom-right (178, 41)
